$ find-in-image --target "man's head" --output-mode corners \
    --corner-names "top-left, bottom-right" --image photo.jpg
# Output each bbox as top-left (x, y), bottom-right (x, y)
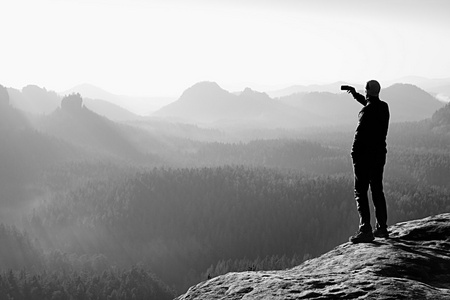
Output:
top-left (365, 80), bottom-right (381, 97)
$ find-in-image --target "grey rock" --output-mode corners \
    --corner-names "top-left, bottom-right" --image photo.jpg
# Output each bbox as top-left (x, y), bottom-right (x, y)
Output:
top-left (177, 213), bottom-right (450, 299)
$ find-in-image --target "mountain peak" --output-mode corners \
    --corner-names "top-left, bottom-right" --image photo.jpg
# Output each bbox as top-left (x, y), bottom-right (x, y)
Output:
top-left (177, 213), bottom-right (450, 299)
top-left (192, 81), bottom-right (221, 89)
top-left (240, 87), bottom-right (270, 99)
top-left (181, 81), bottom-right (228, 98)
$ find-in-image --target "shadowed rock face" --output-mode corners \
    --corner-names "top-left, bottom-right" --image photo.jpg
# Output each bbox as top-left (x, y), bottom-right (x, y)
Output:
top-left (177, 213), bottom-right (450, 300)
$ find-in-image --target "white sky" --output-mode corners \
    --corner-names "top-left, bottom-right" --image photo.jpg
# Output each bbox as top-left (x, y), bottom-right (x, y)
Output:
top-left (1, 0), bottom-right (450, 98)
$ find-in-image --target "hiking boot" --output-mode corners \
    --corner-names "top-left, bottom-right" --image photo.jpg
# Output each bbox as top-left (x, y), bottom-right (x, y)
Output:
top-left (373, 228), bottom-right (389, 238)
top-left (349, 230), bottom-right (374, 243)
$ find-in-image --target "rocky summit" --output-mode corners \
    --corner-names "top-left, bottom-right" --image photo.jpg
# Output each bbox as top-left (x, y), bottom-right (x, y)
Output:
top-left (177, 213), bottom-right (450, 300)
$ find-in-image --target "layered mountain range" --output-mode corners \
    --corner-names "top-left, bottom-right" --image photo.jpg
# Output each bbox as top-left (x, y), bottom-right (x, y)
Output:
top-left (7, 85), bottom-right (141, 121)
top-left (154, 82), bottom-right (319, 127)
top-left (154, 81), bottom-right (444, 127)
top-left (2, 82), bottom-right (450, 158)
top-left (4, 80), bottom-right (447, 128)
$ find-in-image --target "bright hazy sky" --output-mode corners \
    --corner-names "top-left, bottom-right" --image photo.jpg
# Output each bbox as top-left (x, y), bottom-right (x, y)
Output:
top-left (1, 0), bottom-right (450, 97)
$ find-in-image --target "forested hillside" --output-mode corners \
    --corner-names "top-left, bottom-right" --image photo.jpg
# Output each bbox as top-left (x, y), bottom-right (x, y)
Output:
top-left (25, 165), bottom-right (450, 292)
top-left (0, 222), bottom-right (174, 299)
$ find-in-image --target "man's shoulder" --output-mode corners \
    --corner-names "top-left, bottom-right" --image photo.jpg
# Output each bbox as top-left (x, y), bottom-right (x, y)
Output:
top-left (375, 99), bottom-right (389, 110)
top-left (379, 99), bottom-right (388, 105)
top-left (362, 100), bottom-right (389, 117)
top-left (380, 100), bottom-right (389, 111)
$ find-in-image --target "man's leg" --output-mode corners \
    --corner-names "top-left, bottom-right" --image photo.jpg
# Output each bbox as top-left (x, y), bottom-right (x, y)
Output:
top-left (369, 160), bottom-right (387, 231)
top-left (353, 160), bottom-right (371, 232)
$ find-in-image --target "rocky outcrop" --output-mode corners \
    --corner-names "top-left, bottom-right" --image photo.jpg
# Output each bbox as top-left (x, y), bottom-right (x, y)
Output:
top-left (61, 93), bottom-right (83, 113)
top-left (177, 213), bottom-right (450, 299)
top-left (0, 84), bottom-right (9, 106)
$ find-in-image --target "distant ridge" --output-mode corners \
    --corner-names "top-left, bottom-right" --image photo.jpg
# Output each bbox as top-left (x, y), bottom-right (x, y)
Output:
top-left (83, 98), bottom-right (141, 121)
top-left (4, 80), bottom-right (448, 126)
top-left (6, 84), bottom-right (141, 121)
top-left (7, 85), bottom-right (60, 115)
top-left (153, 81), bottom-right (318, 128)
top-left (61, 83), bottom-right (117, 101)
top-left (268, 77), bottom-right (450, 102)
top-left (266, 81), bottom-right (364, 98)
top-left (37, 101), bottom-right (142, 160)
top-left (154, 81), bottom-right (444, 127)
top-left (383, 83), bottom-right (444, 122)
top-left (62, 83), bottom-right (176, 115)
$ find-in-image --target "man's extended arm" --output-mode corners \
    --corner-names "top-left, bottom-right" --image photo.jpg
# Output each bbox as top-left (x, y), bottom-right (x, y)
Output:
top-left (350, 90), bottom-right (367, 106)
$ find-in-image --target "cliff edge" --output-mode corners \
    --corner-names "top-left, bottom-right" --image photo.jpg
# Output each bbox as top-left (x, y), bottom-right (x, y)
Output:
top-left (177, 213), bottom-right (450, 299)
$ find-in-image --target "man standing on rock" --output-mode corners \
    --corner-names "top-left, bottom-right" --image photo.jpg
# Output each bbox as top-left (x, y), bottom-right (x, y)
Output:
top-left (343, 80), bottom-right (390, 243)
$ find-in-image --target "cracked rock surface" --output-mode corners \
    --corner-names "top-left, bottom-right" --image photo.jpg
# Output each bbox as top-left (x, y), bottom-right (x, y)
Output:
top-left (176, 213), bottom-right (450, 299)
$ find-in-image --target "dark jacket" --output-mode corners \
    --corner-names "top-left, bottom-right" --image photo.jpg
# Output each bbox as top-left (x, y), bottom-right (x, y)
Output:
top-left (351, 92), bottom-right (389, 160)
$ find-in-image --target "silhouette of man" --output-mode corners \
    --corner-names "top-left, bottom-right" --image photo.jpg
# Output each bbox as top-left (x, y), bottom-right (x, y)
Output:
top-left (345, 80), bottom-right (390, 243)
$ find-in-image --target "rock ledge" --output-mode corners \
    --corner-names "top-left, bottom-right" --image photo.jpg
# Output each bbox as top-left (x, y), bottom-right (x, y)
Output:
top-left (177, 213), bottom-right (450, 299)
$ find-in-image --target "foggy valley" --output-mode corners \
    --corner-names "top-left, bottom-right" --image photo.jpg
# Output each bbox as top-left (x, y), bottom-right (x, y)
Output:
top-left (2, 78), bottom-right (450, 297)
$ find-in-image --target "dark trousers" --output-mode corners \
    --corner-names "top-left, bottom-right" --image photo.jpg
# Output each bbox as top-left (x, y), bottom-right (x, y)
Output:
top-left (353, 155), bottom-right (387, 233)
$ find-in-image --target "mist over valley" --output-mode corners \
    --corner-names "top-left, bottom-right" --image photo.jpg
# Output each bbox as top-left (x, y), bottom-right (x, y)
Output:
top-left (2, 77), bottom-right (450, 297)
